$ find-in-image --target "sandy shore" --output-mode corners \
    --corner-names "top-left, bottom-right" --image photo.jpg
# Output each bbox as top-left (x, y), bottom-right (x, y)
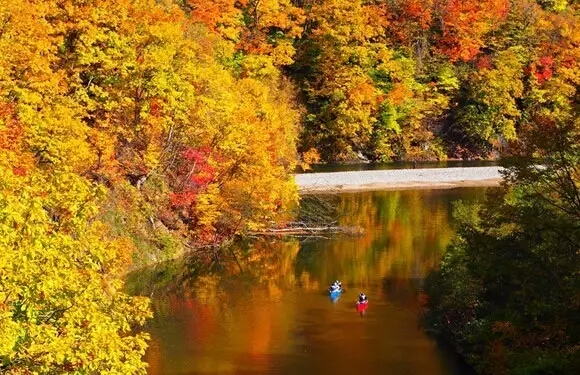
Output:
top-left (295, 166), bottom-right (503, 193)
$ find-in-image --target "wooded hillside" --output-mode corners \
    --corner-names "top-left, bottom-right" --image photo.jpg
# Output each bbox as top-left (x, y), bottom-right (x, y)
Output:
top-left (0, 0), bottom-right (578, 373)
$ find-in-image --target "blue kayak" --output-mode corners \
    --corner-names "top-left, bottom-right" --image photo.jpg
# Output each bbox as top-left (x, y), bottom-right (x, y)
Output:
top-left (329, 288), bottom-right (342, 295)
top-left (329, 288), bottom-right (342, 302)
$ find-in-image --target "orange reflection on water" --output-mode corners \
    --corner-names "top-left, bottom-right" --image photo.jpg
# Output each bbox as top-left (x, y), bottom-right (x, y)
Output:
top-left (142, 188), bottom-right (487, 375)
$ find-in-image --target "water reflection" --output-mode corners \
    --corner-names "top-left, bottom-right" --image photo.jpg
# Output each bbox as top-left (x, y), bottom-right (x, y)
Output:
top-left (129, 188), bottom-right (487, 375)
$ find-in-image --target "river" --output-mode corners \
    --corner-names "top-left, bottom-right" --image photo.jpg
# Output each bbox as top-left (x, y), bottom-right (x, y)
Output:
top-left (128, 187), bottom-right (489, 375)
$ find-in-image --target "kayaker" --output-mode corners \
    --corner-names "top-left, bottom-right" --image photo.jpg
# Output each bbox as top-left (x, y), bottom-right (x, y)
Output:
top-left (358, 293), bottom-right (368, 304)
top-left (329, 280), bottom-right (342, 292)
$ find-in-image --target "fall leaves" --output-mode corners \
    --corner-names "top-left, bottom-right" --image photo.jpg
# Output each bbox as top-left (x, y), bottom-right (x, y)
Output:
top-left (0, 165), bottom-right (152, 374)
top-left (294, 0), bottom-right (579, 161)
top-left (0, 0), bottom-right (301, 373)
top-left (1, 0), bottom-right (579, 372)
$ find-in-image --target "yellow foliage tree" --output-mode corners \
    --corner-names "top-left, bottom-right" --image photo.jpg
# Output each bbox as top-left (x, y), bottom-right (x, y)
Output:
top-left (0, 164), bottom-right (152, 373)
top-left (169, 40), bottom-right (301, 242)
top-left (0, 0), bottom-right (303, 370)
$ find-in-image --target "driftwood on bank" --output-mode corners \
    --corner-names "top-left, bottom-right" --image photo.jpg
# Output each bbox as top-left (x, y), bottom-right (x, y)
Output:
top-left (245, 194), bottom-right (364, 238)
top-left (247, 222), bottom-right (364, 237)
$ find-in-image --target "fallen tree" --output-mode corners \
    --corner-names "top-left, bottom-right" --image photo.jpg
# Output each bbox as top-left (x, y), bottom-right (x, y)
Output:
top-left (247, 222), bottom-right (364, 236)
top-left (248, 193), bottom-right (363, 237)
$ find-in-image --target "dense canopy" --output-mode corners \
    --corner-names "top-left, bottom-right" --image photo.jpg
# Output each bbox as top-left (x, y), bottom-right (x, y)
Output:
top-left (0, 0), bottom-right (578, 373)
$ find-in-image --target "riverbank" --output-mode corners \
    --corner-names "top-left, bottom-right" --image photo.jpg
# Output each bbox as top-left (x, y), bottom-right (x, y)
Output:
top-left (295, 166), bottom-right (503, 193)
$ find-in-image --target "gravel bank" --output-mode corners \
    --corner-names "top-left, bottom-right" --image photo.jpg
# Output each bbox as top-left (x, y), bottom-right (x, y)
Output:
top-left (295, 166), bottom-right (503, 193)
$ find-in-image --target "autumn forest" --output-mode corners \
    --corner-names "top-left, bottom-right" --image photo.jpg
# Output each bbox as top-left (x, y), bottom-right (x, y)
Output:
top-left (0, 0), bottom-right (579, 373)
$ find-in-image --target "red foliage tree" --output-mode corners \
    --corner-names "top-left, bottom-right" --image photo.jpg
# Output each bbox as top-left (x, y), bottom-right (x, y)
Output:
top-left (169, 146), bottom-right (216, 208)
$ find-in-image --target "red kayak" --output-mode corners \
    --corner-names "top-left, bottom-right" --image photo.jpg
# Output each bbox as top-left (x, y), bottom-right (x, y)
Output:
top-left (356, 301), bottom-right (368, 313)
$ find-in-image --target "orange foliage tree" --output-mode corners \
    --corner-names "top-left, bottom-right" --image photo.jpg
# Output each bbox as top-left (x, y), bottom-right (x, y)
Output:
top-left (1, 0), bottom-right (303, 372)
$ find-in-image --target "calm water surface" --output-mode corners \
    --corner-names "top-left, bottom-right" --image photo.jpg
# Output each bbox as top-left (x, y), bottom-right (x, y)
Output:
top-left (130, 188), bottom-right (488, 375)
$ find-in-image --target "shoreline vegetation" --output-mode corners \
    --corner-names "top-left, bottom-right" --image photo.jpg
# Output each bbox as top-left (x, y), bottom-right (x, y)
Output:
top-left (422, 110), bottom-right (580, 374)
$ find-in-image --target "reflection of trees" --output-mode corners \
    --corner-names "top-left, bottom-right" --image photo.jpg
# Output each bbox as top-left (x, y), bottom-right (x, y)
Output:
top-left (133, 188), bottom-right (487, 299)
top-left (137, 239), bottom-right (304, 375)
top-left (134, 188), bottom-right (488, 374)
top-left (381, 276), bottom-right (425, 310)
top-left (295, 189), bottom-right (488, 287)
top-left (140, 188), bottom-right (488, 301)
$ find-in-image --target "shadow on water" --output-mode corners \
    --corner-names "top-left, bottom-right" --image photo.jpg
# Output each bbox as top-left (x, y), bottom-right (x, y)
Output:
top-left (127, 188), bottom-right (492, 375)
top-left (297, 160), bottom-right (499, 173)
top-left (435, 338), bottom-right (478, 375)
top-left (379, 275), bottom-right (476, 375)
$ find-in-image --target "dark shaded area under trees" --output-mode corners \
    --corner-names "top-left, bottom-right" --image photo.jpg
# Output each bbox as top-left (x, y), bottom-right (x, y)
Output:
top-left (422, 103), bottom-right (580, 374)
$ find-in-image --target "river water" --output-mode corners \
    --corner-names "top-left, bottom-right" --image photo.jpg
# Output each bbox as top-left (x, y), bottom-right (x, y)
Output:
top-left (129, 188), bottom-right (488, 375)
